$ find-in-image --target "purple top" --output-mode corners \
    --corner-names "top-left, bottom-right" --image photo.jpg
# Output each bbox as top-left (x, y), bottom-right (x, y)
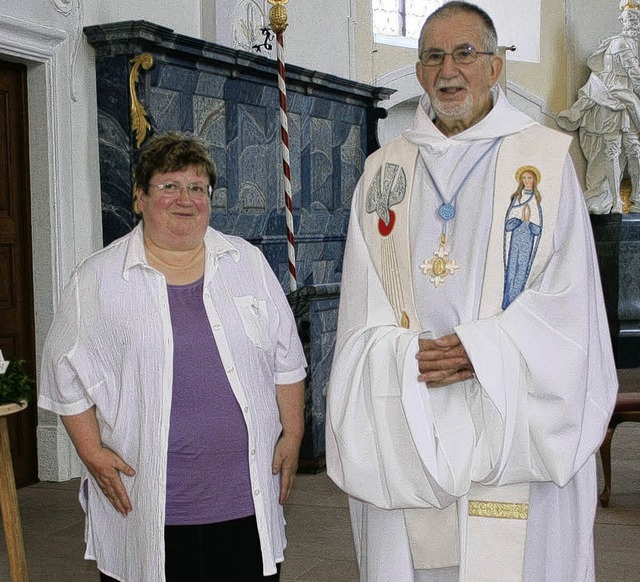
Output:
top-left (165, 278), bottom-right (254, 525)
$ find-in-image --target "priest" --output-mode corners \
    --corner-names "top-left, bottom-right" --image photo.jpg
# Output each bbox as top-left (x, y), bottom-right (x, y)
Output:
top-left (326, 2), bottom-right (617, 581)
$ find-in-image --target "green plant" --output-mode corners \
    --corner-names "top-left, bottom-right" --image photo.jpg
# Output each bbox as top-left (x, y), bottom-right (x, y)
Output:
top-left (0, 359), bottom-right (35, 405)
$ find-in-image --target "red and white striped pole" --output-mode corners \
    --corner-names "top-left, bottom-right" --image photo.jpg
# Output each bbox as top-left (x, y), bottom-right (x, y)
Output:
top-left (269, 0), bottom-right (297, 292)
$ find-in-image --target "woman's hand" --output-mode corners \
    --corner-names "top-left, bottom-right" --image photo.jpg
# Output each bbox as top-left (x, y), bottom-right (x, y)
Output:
top-left (273, 380), bottom-right (305, 503)
top-left (61, 407), bottom-right (136, 516)
top-left (83, 446), bottom-right (136, 516)
top-left (272, 432), bottom-right (302, 504)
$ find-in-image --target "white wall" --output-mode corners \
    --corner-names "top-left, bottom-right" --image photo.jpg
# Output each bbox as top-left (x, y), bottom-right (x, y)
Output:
top-left (85, 0), bottom-right (201, 36)
top-left (565, 0), bottom-right (622, 100)
top-left (212, 0), bottom-right (353, 78)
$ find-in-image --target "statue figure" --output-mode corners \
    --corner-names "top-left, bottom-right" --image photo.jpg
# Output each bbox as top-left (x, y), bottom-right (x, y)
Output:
top-left (557, 1), bottom-right (640, 213)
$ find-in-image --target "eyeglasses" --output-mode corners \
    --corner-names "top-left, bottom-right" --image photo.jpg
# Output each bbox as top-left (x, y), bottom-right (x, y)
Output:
top-left (419, 46), bottom-right (494, 67)
top-left (148, 181), bottom-right (212, 199)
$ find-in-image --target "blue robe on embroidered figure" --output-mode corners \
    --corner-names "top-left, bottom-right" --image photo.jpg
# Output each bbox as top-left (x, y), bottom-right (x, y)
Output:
top-left (502, 190), bottom-right (542, 309)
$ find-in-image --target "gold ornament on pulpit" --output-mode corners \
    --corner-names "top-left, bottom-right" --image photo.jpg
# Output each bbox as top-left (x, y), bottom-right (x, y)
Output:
top-left (268, 0), bottom-right (289, 34)
top-left (129, 53), bottom-right (154, 149)
top-left (621, 177), bottom-right (633, 213)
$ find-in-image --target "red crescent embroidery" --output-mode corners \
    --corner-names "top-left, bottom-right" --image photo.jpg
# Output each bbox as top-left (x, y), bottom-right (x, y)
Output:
top-left (378, 210), bottom-right (396, 237)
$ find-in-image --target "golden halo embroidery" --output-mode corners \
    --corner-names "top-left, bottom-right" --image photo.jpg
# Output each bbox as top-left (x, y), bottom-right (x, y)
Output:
top-left (420, 233), bottom-right (460, 287)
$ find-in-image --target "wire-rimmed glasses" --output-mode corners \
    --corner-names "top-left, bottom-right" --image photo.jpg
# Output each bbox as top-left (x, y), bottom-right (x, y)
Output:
top-left (419, 45), bottom-right (495, 67)
top-left (148, 181), bottom-right (213, 200)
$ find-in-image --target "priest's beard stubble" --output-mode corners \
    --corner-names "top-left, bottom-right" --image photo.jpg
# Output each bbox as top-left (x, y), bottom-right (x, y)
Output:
top-left (431, 90), bottom-right (473, 121)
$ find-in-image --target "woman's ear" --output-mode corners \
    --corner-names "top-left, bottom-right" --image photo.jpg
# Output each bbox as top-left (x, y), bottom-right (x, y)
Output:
top-left (133, 185), bottom-right (144, 217)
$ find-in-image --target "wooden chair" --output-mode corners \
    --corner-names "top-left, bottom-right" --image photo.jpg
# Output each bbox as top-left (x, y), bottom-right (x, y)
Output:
top-left (599, 392), bottom-right (640, 507)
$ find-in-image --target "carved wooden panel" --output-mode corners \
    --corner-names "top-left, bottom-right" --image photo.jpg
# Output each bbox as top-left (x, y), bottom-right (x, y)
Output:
top-left (0, 60), bottom-right (37, 487)
top-left (0, 244), bottom-right (16, 309)
top-left (0, 91), bottom-right (9, 218)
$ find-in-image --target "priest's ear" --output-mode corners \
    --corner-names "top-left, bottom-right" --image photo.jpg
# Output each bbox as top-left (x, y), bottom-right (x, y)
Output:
top-left (488, 53), bottom-right (504, 87)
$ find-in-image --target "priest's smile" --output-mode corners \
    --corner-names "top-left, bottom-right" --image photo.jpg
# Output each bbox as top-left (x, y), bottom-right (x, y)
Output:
top-left (415, 9), bottom-right (503, 135)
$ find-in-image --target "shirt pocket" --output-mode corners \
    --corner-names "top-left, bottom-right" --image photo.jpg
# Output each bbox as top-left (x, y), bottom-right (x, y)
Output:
top-left (232, 295), bottom-right (270, 350)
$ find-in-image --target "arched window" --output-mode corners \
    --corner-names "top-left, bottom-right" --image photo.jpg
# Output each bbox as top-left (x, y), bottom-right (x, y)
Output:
top-left (372, 0), bottom-right (443, 43)
top-left (371, 1), bottom-right (540, 63)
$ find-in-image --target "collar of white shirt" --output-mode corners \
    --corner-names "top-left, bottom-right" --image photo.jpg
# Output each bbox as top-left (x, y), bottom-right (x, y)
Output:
top-left (122, 223), bottom-right (241, 280)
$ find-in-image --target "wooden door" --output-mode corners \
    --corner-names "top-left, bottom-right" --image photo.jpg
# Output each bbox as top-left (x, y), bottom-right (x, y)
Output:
top-left (0, 60), bottom-right (38, 487)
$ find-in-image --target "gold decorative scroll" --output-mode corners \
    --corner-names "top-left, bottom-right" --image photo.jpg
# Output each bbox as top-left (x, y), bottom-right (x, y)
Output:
top-left (268, 0), bottom-right (289, 33)
top-left (468, 500), bottom-right (529, 520)
top-left (620, 178), bottom-right (632, 213)
top-left (129, 53), bottom-right (154, 149)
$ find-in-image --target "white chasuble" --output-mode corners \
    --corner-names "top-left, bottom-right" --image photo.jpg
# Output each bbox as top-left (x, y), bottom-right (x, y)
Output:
top-left (326, 92), bottom-right (617, 582)
top-left (357, 124), bottom-right (567, 580)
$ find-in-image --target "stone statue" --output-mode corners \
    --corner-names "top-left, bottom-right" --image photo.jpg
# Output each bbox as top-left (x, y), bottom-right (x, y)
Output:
top-left (557, 1), bottom-right (640, 213)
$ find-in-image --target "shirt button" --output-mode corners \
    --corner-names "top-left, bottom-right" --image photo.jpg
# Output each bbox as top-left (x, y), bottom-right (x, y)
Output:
top-left (244, 406), bottom-right (249, 412)
top-left (251, 449), bottom-right (256, 455)
top-left (254, 489), bottom-right (260, 496)
top-left (213, 324), bottom-right (221, 330)
top-left (227, 366), bottom-right (234, 373)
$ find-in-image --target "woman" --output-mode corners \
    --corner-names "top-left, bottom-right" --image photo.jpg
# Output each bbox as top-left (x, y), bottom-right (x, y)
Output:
top-left (38, 132), bottom-right (307, 581)
top-left (502, 165), bottom-right (543, 309)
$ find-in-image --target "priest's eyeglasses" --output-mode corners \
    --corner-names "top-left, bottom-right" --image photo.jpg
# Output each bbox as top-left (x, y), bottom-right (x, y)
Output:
top-left (419, 46), bottom-right (495, 67)
top-left (148, 181), bottom-right (213, 199)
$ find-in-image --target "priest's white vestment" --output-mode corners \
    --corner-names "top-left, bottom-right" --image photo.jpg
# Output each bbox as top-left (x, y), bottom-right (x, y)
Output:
top-left (326, 87), bottom-right (618, 582)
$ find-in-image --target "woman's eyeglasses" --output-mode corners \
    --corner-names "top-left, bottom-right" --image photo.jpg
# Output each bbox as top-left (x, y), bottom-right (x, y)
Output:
top-left (148, 182), bottom-right (212, 199)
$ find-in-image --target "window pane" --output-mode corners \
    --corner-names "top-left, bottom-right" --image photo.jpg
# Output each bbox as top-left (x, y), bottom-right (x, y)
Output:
top-left (372, 0), bottom-right (402, 36)
top-left (405, 0), bottom-right (442, 39)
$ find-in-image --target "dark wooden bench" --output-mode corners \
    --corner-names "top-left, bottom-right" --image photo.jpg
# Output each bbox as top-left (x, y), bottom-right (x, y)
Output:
top-left (599, 392), bottom-right (640, 507)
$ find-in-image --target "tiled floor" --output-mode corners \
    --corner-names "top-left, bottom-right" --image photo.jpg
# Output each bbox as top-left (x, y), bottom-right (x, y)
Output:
top-left (1, 369), bottom-right (638, 581)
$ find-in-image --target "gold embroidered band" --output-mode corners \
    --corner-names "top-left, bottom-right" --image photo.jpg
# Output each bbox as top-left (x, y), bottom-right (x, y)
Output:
top-left (468, 500), bottom-right (529, 520)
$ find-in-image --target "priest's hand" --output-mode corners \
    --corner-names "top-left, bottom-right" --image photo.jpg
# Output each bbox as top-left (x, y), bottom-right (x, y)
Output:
top-left (416, 332), bottom-right (475, 388)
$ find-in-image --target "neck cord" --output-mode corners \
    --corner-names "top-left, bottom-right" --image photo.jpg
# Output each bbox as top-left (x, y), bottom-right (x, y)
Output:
top-left (419, 137), bottom-right (503, 287)
top-left (424, 137), bottom-right (503, 238)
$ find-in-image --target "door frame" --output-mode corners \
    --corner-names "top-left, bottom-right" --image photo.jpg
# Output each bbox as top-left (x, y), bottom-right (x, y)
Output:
top-left (0, 15), bottom-right (82, 480)
top-left (1, 59), bottom-right (38, 485)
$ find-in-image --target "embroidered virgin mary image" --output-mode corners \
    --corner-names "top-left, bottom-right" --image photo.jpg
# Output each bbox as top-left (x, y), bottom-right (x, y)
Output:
top-left (502, 165), bottom-right (543, 309)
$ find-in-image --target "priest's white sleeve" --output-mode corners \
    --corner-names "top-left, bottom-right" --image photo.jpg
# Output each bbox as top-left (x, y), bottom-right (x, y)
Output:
top-left (326, 181), bottom-right (464, 510)
top-left (455, 158), bottom-right (618, 487)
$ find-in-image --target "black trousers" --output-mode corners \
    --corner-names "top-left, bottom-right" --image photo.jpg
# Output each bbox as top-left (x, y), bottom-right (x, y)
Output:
top-left (99, 515), bottom-right (281, 581)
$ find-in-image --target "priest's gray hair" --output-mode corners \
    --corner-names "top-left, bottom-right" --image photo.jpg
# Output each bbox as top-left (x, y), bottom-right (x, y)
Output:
top-left (418, 1), bottom-right (498, 56)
